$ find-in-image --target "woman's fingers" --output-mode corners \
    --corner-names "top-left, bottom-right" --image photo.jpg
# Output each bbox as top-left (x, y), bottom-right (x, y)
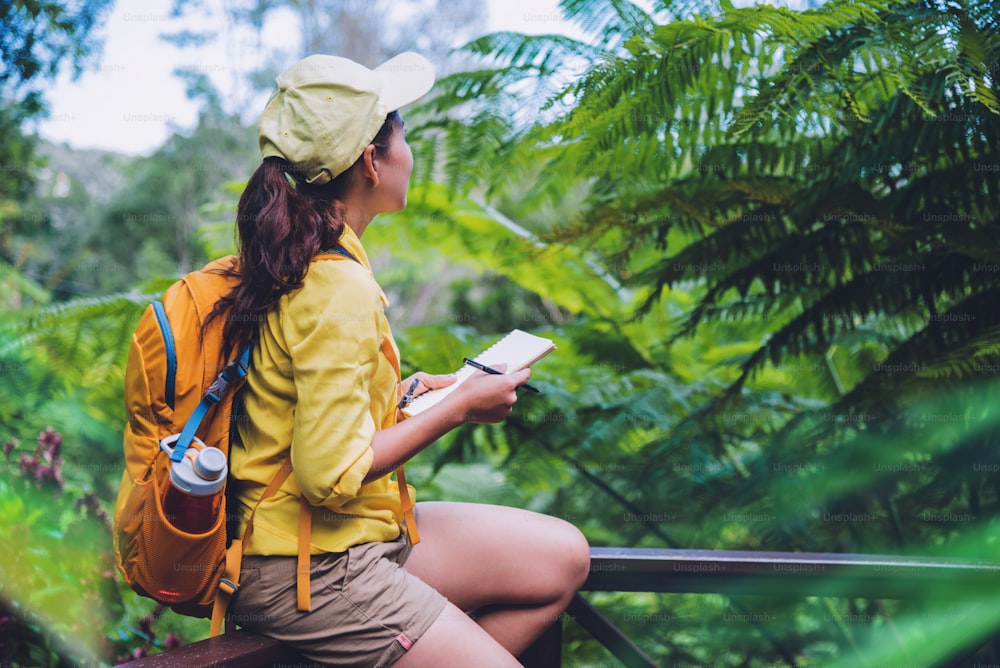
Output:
top-left (402, 372), bottom-right (457, 395)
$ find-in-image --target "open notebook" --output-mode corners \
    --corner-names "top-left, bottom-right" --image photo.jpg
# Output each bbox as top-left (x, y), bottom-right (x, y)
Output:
top-left (401, 329), bottom-right (556, 417)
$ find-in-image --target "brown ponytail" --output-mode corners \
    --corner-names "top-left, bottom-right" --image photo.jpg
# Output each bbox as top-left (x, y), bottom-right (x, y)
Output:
top-left (206, 111), bottom-right (401, 362)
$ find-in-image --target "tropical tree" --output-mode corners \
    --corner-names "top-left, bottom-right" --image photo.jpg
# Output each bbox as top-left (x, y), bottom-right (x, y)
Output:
top-left (0, 0), bottom-right (114, 297)
top-left (396, 0), bottom-right (1000, 663)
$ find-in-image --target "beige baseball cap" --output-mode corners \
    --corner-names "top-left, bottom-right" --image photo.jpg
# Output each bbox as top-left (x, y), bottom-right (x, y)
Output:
top-left (258, 52), bottom-right (435, 185)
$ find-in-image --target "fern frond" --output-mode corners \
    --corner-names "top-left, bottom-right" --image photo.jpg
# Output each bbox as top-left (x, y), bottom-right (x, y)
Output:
top-left (0, 291), bottom-right (148, 357)
top-left (458, 30), bottom-right (603, 72)
top-left (558, 0), bottom-right (659, 42)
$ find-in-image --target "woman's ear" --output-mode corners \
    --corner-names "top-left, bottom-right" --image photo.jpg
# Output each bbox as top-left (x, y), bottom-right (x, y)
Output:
top-left (358, 144), bottom-right (380, 188)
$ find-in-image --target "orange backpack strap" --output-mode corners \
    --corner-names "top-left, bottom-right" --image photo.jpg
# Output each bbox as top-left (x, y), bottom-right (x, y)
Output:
top-left (394, 466), bottom-right (419, 544)
top-left (277, 242), bottom-right (349, 614)
top-left (379, 335), bottom-right (420, 545)
top-left (319, 246), bottom-right (420, 546)
top-left (291, 332), bottom-right (413, 614)
top-left (210, 460), bottom-right (294, 636)
top-left (297, 498), bottom-right (312, 611)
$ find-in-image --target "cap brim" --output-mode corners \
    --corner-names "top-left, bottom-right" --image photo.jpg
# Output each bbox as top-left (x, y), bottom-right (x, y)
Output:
top-left (374, 52), bottom-right (436, 113)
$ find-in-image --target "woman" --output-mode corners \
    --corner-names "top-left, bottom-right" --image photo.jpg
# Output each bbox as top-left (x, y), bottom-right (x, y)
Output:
top-left (217, 52), bottom-right (590, 667)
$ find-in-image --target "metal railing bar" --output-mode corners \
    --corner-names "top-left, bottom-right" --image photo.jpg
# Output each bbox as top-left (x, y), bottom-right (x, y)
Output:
top-left (567, 593), bottom-right (660, 668)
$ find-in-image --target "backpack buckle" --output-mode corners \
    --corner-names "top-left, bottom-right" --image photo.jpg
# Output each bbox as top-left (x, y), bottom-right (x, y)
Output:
top-left (218, 577), bottom-right (239, 596)
top-left (205, 374), bottom-right (229, 403)
top-left (207, 349), bottom-right (250, 403)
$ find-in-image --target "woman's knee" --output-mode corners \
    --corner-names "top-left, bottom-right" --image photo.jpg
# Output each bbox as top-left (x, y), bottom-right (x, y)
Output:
top-left (550, 516), bottom-right (591, 594)
top-left (517, 512), bottom-right (590, 600)
top-left (409, 502), bottom-right (590, 601)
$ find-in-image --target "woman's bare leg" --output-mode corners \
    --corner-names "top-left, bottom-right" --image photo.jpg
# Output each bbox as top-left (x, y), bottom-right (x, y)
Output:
top-left (393, 601), bottom-right (521, 668)
top-left (399, 501), bottom-right (590, 661)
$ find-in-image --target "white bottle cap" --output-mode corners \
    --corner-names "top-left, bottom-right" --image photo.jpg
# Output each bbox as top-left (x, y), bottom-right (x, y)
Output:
top-left (169, 447), bottom-right (226, 496)
top-left (194, 446), bottom-right (227, 481)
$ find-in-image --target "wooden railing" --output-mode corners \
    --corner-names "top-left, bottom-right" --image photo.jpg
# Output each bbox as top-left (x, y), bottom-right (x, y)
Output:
top-left (121, 547), bottom-right (1000, 667)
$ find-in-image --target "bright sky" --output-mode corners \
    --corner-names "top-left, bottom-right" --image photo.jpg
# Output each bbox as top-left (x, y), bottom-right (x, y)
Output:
top-left (34, 0), bottom-right (583, 156)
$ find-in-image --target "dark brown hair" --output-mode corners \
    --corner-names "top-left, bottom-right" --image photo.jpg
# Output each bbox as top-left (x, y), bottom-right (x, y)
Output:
top-left (208, 111), bottom-right (401, 360)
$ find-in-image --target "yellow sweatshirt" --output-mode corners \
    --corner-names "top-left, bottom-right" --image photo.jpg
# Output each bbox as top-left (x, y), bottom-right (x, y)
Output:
top-left (230, 225), bottom-right (408, 556)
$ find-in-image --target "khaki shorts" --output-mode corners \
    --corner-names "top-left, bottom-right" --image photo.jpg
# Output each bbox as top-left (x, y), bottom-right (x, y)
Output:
top-left (229, 538), bottom-right (447, 667)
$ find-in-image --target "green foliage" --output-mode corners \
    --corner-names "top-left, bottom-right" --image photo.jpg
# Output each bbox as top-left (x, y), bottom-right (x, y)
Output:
top-left (0, 446), bottom-right (108, 666)
top-left (1, 288), bottom-right (146, 484)
top-left (410, 0), bottom-right (1000, 663)
top-left (0, 427), bottom-right (207, 666)
top-left (89, 114), bottom-right (258, 288)
top-left (0, 0), bottom-right (112, 93)
top-left (0, 0), bottom-right (114, 260)
top-left (0, 278), bottom-right (222, 663)
top-left (2, 0), bottom-right (998, 664)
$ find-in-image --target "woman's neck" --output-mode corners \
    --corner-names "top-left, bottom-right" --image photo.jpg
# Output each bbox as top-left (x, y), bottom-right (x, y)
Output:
top-left (342, 197), bottom-right (375, 239)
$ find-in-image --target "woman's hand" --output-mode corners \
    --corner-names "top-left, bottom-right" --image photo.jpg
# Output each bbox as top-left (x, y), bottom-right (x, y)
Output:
top-left (369, 366), bottom-right (532, 483)
top-left (396, 372), bottom-right (456, 420)
top-left (402, 372), bottom-right (458, 397)
top-left (446, 366), bottom-right (532, 424)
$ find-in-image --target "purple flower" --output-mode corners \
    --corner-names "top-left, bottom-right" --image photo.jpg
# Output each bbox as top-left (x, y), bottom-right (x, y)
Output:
top-left (18, 453), bottom-right (35, 476)
top-left (2, 438), bottom-right (16, 461)
top-left (37, 427), bottom-right (62, 462)
top-left (76, 492), bottom-right (111, 528)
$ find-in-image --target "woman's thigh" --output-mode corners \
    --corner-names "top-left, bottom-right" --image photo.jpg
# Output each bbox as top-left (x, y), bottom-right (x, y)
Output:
top-left (403, 501), bottom-right (590, 612)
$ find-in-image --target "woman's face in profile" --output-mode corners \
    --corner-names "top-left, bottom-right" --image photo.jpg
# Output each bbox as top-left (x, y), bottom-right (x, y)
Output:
top-left (373, 120), bottom-right (414, 213)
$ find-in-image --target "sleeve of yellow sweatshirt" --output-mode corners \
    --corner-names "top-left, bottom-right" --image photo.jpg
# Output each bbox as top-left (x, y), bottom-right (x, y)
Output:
top-left (282, 260), bottom-right (383, 507)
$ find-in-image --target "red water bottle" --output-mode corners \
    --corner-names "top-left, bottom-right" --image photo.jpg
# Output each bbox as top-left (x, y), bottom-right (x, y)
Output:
top-left (160, 436), bottom-right (226, 534)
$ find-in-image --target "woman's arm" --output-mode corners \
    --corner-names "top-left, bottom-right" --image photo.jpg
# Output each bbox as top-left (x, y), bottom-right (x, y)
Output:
top-left (362, 368), bottom-right (531, 483)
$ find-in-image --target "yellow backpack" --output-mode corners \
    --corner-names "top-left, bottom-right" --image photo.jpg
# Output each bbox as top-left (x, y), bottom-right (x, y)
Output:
top-left (113, 250), bottom-right (353, 636)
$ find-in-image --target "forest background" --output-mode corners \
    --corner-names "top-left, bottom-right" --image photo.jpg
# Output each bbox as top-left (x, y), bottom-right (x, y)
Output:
top-left (1, 0), bottom-right (998, 666)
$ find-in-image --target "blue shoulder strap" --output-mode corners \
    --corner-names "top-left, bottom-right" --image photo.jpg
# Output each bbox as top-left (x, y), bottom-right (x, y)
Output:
top-left (318, 241), bottom-right (360, 264)
top-left (169, 342), bottom-right (252, 462)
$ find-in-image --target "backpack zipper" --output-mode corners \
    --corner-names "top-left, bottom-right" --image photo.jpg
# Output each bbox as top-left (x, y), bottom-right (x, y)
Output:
top-left (152, 301), bottom-right (177, 410)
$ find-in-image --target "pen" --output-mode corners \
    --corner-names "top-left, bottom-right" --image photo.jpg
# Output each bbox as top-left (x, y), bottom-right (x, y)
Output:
top-left (397, 378), bottom-right (421, 410)
top-left (462, 358), bottom-right (539, 393)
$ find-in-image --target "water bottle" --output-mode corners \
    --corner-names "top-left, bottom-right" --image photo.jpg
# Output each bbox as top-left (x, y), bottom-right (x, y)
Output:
top-left (160, 435), bottom-right (226, 534)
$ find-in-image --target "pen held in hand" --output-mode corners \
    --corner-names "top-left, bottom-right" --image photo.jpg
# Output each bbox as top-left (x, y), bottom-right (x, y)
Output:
top-left (462, 358), bottom-right (539, 393)
top-left (397, 377), bottom-right (421, 410)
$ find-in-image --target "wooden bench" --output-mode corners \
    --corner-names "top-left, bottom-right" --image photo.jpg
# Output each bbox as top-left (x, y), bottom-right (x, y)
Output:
top-left (121, 547), bottom-right (1000, 667)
